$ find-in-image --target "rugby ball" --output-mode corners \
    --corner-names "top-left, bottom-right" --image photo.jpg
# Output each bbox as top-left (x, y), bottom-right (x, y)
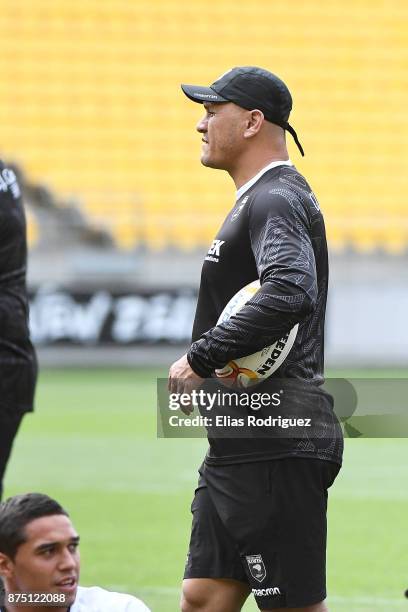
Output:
top-left (215, 280), bottom-right (298, 388)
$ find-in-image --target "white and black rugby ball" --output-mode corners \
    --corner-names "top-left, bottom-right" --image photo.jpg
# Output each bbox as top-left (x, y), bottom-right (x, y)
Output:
top-left (215, 280), bottom-right (298, 388)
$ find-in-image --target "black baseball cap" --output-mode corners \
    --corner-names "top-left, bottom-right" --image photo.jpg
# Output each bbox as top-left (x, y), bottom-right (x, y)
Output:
top-left (181, 66), bottom-right (304, 156)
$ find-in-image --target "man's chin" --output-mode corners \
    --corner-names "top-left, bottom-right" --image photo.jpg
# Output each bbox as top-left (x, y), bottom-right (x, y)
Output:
top-left (65, 592), bottom-right (77, 607)
top-left (65, 589), bottom-right (78, 606)
top-left (55, 584), bottom-right (78, 606)
top-left (200, 155), bottom-right (222, 170)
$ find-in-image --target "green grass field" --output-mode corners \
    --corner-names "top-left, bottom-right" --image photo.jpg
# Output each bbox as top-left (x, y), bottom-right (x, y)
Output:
top-left (4, 368), bottom-right (408, 611)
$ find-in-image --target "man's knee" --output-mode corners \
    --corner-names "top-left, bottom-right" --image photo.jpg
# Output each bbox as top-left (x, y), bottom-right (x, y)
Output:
top-left (181, 578), bottom-right (249, 612)
top-left (180, 580), bottom-right (207, 612)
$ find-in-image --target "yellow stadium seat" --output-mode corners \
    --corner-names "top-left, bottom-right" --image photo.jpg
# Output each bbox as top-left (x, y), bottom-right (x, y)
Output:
top-left (0, 0), bottom-right (406, 251)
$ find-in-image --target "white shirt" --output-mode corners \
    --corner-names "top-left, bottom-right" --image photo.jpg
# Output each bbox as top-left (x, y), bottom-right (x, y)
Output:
top-left (235, 159), bottom-right (293, 201)
top-left (70, 586), bottom-right (150, 612)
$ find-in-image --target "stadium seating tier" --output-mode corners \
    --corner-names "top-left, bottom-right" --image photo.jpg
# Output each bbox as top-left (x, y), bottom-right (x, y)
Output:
top-left (0, 0), bottom-right (407, 251)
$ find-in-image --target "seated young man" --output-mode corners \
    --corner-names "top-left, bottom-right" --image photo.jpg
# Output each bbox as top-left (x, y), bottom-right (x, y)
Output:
top-left (0, 493), bottom-right (150, 612)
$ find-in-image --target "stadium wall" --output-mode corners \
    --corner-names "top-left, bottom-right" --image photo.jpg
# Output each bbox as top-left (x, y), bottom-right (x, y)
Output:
top-left (28, 250), bottom-right (408, 368)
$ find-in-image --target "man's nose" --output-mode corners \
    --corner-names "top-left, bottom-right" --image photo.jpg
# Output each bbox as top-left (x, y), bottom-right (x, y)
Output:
top-left (196, 116), bottom-right (208, 133)
top-left (58, 548), bottom-right (78, 571)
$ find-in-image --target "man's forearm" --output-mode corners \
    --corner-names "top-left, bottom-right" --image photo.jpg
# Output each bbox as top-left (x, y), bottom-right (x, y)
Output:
top-left (187, 281), bottom-right (315, 376)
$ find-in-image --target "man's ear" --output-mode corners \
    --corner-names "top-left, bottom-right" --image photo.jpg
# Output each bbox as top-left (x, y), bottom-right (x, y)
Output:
top-left (243, 109), bottom-right (264, 139)
top-left (0, 552), bottom-right (14, 579)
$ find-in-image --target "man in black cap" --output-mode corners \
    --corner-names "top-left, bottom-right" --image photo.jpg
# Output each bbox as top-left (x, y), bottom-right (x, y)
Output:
top-left (169, 67), bottom-right (342, 611)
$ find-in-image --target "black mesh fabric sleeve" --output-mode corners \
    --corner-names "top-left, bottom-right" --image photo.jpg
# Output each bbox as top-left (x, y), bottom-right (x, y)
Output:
top-left (187, 191), bottom-right (317, 377)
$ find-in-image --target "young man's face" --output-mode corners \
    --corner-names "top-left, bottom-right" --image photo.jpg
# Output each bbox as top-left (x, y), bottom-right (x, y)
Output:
top-left (196, 102), bottom-right (248, 171)
top-left (0, 514), bottom-right (80, 607)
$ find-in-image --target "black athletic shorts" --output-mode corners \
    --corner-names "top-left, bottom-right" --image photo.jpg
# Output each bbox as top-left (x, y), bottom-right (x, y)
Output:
top-left (184, 457), bottom-right (340, 610)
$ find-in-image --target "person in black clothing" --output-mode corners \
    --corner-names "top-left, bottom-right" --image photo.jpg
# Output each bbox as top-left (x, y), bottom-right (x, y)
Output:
top-left (169, 67), bottom-right (343, 612)
top-left (0, 161), bottom-right (37, 500)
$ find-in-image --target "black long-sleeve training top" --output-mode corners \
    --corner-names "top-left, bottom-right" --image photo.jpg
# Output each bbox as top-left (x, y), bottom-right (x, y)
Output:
top-left (187, 164), bottom-right (343, 465)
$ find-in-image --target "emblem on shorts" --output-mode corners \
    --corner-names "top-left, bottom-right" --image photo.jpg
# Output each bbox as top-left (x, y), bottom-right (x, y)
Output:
top-left (246, 554), bottom-right (267, 583)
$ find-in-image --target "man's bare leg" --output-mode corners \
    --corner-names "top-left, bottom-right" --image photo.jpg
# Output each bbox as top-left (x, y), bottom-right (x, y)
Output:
top-left (181, 578), bottom-right (250, 612)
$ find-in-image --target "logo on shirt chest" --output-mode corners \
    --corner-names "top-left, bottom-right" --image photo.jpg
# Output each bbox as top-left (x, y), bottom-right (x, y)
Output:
top-left (231, 195), bottom-right (249, 221)
top-left (205, 239), bottom-right (225, 263)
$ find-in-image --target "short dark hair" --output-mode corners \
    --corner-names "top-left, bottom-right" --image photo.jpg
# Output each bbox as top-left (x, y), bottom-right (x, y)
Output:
top-left (0, 493), bottom-right (69, 559)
